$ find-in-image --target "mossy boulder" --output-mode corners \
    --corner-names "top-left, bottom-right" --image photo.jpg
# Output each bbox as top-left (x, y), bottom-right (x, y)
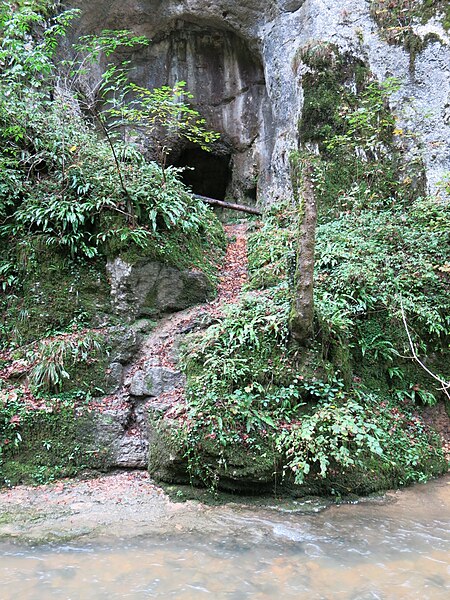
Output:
top-left (148, 414), bottom-right (447, 498)
top-left (3, 252), bottom-right (110, 347)
top-left (148, 417), bottom-right (277, 494)
top-left (107, 257), bottom-right (215, 321)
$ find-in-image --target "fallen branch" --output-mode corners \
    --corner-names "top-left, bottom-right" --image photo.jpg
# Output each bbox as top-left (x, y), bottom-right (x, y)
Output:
top-left (400, 298), bottom-right (450, 401)
top-left (194, 194), bottom-right (262, 216)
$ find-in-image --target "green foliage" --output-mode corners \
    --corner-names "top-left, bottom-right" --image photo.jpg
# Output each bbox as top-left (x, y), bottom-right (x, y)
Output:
top-left (325, 78), bottom-right (400, 157)
top-left (106, 81), bottom-right (220, 164)
top-left (0, 1), bottom-right (222, 262)
top-left (171, 199), bottom-right (448, 491)
top-left (0, 1), bottom-right (224, 352)
top-left (277, 392), bottom-right (445, 486)
top-left (297, 42), bottom-right (370, 148)
top-left (173, 286), bottom-right (301, 488)
top-left (0, 1), bottom-right (225, 488)
top-left (246, 203), bottom-right (298, 290)
top-left (246, 195), bottom-right (450, 402)
top-left (315, 199), bottom-right (450, 341)
top-left (298, 44), bottom-right (424, 216)
top-left (28, 330), bottom-right (105, 392)
top-left (183, 288), bottom-right (293, 397)
top-left (278, 397), bottom-right (385, 483)
top-left (170, 188), bottom-right (448, 492)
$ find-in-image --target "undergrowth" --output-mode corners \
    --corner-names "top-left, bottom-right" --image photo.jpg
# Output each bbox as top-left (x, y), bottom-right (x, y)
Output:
top-left (170, 192), bottom-right (448, 493)
top-left (0, 1), bottom-right (225, 349)
top-left (0, 1), bottom-right (225, 485)
top-left (164, 52), bottom-right (449, 495)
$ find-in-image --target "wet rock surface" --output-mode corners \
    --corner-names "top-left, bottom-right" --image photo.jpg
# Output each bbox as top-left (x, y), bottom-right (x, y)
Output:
top-left (95, 224), bottom-right (249, 471)
top-left (128, 362), bottom-right (185, 397)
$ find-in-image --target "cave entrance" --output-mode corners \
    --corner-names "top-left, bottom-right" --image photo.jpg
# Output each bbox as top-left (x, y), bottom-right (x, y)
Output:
top-left (174, 148), bottom-right (231, 200)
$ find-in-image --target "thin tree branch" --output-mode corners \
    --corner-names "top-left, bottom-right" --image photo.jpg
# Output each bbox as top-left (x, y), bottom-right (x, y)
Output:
top-left (400, 297), bottom-right (450, 400)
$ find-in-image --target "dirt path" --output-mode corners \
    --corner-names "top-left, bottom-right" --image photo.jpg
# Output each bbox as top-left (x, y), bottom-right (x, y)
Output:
top-left (88, 221), bottom-right (253, 455)
top-left (129, 221), bottom-right (249, 369)
top-left (119, 221), bottom-right (250, 408)
top-left (216, 222), bottom-right (249, 304)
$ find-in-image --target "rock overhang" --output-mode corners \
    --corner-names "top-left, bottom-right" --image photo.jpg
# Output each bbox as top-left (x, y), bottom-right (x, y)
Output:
top-left (68, 0), bottom-right (450, 201)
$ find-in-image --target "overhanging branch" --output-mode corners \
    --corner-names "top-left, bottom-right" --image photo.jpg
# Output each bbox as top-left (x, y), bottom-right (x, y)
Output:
top-left (194, 194), bottom-right (262, 216)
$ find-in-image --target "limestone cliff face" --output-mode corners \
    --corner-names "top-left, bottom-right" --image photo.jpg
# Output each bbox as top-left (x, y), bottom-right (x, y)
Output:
top-left (70, 0), bottom-right (450, 202)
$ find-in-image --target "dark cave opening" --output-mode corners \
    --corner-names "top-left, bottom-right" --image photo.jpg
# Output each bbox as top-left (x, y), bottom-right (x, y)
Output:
top-left (173, 148), bottom-right (232, 200)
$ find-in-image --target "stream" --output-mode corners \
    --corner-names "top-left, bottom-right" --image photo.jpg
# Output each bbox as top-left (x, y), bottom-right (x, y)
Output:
top-left (0, 475), bottom-right (448, 599)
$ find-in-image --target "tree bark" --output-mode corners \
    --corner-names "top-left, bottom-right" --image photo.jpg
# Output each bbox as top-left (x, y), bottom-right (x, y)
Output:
top-left (194, 194), bottom-right (262, 216)
top-left (289, 161), bottom-right (317, 345)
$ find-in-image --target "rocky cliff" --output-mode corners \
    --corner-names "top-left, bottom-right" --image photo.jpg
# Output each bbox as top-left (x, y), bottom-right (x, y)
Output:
top-left (69, 0), bottom-right (450, 202)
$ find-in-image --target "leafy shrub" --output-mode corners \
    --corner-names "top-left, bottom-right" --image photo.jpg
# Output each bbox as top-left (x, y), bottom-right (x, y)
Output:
top-left (315, 199), bottom-right (450, 340)
top-left (0, 1), bottom-right (225, 350)
top-left (277, 393), bottom-right (444, 486)
top-left (277, 397), bottom-right (385, 483)
top-left (0, 2), bottom-right (222, 261)
top-left (173, 189), bottom-right (449, 491)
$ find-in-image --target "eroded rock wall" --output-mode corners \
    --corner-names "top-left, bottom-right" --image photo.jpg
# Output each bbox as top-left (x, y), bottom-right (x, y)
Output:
top-left (70, 0), bottom-right (450, 201)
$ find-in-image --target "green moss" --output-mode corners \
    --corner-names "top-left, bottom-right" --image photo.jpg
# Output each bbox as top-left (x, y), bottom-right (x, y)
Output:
top-left (0, 408), bottom-right (111, 487)
top-left (297, 42), bottom-right (370, 149)
top-left (370, 0), bottom-right (449, 63)
top-left (284, 449), bottom-right (446, 498)
top-left (3, 249), bottom-right (110, 347)
top-left (106, 214), bottom-right (226, 290)
top-left (151, 396), bottom-right (447, 498)
top-left (295, 45), bottom-right (420, 217)
top-left (149, 413), bottom-right (279, 495)
top-left (418, 0), bottom-right (450, 30)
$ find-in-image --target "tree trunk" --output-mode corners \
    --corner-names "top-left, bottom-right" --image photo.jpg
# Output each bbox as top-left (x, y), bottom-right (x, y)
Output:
top-left (194, 194), bottom-right (262, 216)
top-left (289, 161), bottom-right (317, 345)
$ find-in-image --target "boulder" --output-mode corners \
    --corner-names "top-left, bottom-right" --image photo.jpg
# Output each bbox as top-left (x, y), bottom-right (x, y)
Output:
top-left (148, 417), bottom-right (278, 494)
top-left (107, 257), bottom-right (214, 320)
top-left (129, 360), bottom-right (185, 397)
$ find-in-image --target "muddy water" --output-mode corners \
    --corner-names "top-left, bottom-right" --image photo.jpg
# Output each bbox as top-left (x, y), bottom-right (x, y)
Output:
top-left (0, 476), bottom-right (449, 599)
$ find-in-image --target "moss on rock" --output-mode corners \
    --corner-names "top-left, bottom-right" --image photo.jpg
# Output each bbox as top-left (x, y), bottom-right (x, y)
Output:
top-left (0, 407), bottom-right (112, 487)
top-left (3, 249), bottom-right (110, 348)
top-left (370, 0), bottom-right (450, 70)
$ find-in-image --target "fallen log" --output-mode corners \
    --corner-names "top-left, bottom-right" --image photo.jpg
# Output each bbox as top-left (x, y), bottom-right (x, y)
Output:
top-left (194, 194), bottom-right (262, 216)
